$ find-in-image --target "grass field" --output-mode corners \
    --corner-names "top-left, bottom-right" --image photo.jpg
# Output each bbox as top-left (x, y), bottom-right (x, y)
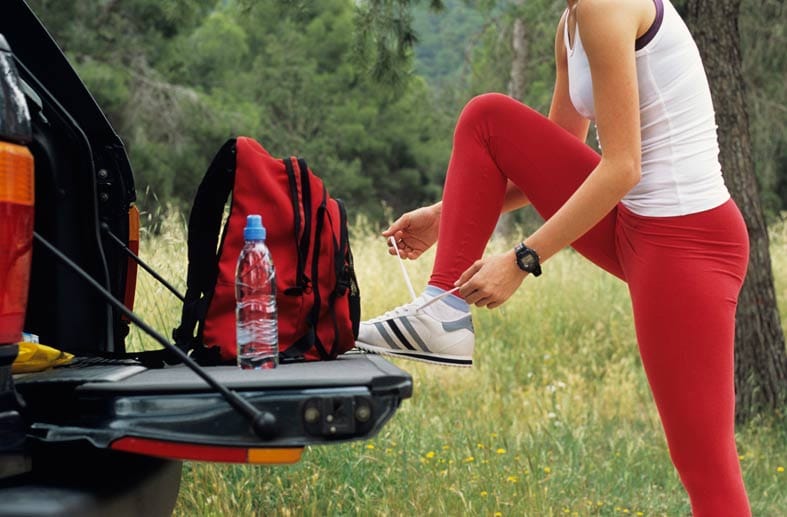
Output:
top-left (129, 211), bottom-right (786, 516)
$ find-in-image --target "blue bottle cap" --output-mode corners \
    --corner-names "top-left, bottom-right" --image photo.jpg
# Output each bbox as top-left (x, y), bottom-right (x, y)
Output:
top-left (244, 214), bottom-right (266, 241)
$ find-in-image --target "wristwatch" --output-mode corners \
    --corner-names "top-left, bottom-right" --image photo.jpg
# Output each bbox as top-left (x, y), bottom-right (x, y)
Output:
top-left (514, 242), bottom-right (542, 277)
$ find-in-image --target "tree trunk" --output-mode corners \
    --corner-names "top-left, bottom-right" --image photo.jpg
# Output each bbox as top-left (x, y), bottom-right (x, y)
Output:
top-left (496, 7), bottom-right (529, 238)
top-left (684, 0), bottom-right (787, 422)
top-left (509, 16), bottom-right (528, 101)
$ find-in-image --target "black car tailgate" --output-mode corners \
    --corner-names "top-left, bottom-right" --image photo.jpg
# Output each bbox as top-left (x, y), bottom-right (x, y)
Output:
top-left (13, 352), bottom-right (411, 462)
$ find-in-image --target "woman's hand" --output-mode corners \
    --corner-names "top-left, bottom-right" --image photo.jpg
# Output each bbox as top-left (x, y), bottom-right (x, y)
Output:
top-left (382, 203), bottom-right (441, 259)
top-left (455, 249), bottom-right (528, 309)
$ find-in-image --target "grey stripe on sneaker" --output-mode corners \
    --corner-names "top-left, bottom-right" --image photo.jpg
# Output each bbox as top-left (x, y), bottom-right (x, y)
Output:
top-left (398, 317), bottom-right (431, 353)
top-left (425, 285), bottom-right (470, 312)
top-left (373, 322), bottom-right (402, 350)
top-left (386, 320), bottom-right (416, 351)
top-left (442, 315), bottom-right (474, 333)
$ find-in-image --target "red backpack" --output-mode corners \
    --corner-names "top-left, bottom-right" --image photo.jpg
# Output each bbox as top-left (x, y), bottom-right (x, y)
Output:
top-left (174, 137), bottom-right (360, 363)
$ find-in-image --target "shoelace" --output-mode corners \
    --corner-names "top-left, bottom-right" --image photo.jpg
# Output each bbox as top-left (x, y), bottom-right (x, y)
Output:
top-left (373, 299), bottom-right (423, 321)
top-left (390, 235), bottom-right (418, 303)
top-left (388, 236), bottom-right (460, 314)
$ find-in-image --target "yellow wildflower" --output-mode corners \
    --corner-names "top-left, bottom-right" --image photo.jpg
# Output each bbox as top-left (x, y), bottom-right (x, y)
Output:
top-left (425, 451), bottom-right (436, 459)
top-left (477, 443), bottom-right (485, 449)
top-left (480, 491), bottom-right (488, 497)
top-left (543, 466), bottom-right (551, 474)
top-left (496, 448), bottom-right (507, 454)
top-left (494, 513), bottom-right (502, 517)
top-left (366, 444), bottom-right (375, 450)
top-left (777, 466), bottom-right (784, 473)
top-left (506, 475), bottom-right (518, 483)
top-left (464, 456), bottom-right (475, 463)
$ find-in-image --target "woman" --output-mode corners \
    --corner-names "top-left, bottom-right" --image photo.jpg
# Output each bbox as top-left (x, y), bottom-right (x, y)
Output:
top-left (355, 0), bottom-right (752, 514)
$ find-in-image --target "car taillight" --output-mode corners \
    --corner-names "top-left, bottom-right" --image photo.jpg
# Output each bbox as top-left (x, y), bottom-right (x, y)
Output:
top-left (122, 204), bottom-right (140, 317)
top-left (111, 437), bottom-right (303, 465)
top-left (0, 141), bottom-right (34, 344)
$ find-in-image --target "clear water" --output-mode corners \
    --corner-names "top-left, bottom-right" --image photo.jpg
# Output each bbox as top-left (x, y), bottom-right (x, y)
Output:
top-left (236, 296), bottom-right (278, 369)
top-left (236, 240), bottom-right (278, 369)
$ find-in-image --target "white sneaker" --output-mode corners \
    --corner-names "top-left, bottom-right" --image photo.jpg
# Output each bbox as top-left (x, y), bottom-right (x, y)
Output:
top-left (355, 289), bottom-right (474, 367)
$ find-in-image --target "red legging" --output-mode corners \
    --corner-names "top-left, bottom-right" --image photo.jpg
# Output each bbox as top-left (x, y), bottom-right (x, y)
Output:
top-left (430, 93), bottom-right (751, 516)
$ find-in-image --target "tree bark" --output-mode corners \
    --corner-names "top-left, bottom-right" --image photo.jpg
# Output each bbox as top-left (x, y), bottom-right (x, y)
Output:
top-left (497, 5), bottom-right (529, 237)
top-left (509, 15), bottom-right (528, 101)
top-left (684, 0), bottom-right (787, 422)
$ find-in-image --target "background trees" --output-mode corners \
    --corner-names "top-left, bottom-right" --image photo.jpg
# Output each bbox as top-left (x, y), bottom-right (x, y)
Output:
top-left (27, 0), bottom-right (784, 223)
top-left (29, 0), bottom-right (449, 219)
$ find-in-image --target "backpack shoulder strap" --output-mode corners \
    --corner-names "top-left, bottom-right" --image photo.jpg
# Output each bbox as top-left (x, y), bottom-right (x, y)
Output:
top-left (172, 138), bottom-right (237, 355)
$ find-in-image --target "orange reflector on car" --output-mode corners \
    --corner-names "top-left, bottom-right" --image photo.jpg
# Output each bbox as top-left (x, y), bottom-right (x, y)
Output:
top-left (122, 204), bottom-right (140, 316)
top-left (0, 141), bottom-right (34, 205)
top-left (111, 437), bottom-right (303, 465)
top-left (246, 447), bottom-right (303, 465)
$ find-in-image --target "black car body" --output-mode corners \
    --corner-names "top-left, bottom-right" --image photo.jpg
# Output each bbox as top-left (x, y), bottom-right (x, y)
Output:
top-left (0, 2), bottom-right (411, 516)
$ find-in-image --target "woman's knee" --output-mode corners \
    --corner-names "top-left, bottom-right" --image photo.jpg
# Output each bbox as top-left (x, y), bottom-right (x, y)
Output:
top-left (459, 93), bottom-right (513, 125)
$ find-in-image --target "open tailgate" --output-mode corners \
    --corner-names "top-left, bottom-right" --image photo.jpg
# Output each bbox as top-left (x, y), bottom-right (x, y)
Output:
top-left (14, 352), bottom-right (411, 464)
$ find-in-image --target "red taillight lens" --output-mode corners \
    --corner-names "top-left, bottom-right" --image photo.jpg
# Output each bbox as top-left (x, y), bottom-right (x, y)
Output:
top-left (0, 141), bottom-right (34, 344)
top-left (122, 204), bottom-right (140, 317)
top-left (111, 437), bottom-right (303, 465)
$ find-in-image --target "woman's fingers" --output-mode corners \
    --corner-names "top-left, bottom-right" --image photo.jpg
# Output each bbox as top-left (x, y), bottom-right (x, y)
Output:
top-left (455, 260), bottom-right (482, 288)
top-left (382, 206), bottom-right (439, 260)
top-left (382, 214), bottom-right (410, 238)
top-left (455, 252), bottom-right (528, 308)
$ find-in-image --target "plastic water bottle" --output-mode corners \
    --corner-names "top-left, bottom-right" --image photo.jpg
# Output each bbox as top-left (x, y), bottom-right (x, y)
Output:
top-left (235, 214), bottom-right (278, 369)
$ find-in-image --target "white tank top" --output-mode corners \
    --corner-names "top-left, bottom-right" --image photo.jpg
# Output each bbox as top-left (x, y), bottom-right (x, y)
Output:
top-left (565, 0), bottom-right (730, 217)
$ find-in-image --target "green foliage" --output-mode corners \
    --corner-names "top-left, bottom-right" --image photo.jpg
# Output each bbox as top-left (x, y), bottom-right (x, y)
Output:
top-left (354, 0), bottom-right (445, 88)
top-left (411, 0), bottom-right (483, 84)
top-left (25, 0), bottom-right (787, 222)
top-left (27, 0), bottom-right (451, 221)
top-left (740, 0), bottom-right (786, 220)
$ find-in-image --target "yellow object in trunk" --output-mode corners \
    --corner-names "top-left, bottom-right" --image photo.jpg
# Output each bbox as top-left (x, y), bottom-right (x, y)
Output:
top-left (12, 341), bottom-right (74, 373)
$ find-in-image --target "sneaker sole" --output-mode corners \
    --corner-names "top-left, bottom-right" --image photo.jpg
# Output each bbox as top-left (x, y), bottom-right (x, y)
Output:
top-left (354, 342), bottom-right (473, 368)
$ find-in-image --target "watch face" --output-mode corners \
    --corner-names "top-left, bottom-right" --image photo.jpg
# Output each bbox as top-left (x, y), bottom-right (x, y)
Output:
top-left (515, 244), bottom-right (541, 275)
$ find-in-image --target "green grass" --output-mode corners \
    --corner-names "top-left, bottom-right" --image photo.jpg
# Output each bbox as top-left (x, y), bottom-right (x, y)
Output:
top-left (129, 212), bottom-right (787, 516)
